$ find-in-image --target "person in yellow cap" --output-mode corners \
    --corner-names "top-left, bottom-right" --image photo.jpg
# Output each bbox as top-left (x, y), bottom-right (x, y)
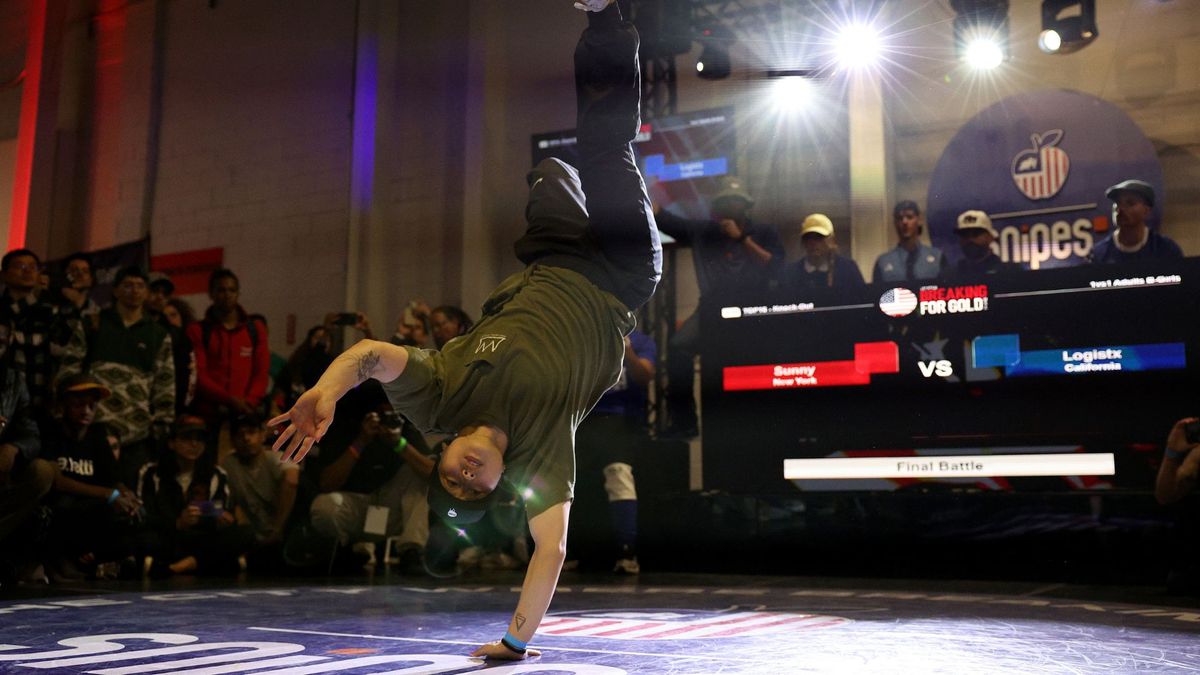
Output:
top-left (783, 214), bottom-right (865, 294)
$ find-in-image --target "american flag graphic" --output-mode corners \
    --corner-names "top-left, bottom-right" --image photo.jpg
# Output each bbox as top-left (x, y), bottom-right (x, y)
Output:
top-left (878, 288), bottom-right (918, 317)
top-left (1011, 131), bottom-right (1070, 200)
top-left (537, 610), bottom-right (848, 640)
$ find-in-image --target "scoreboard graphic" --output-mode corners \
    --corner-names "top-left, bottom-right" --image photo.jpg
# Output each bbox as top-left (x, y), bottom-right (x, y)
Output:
top-left (702, 259), bottom-right (1199, 493)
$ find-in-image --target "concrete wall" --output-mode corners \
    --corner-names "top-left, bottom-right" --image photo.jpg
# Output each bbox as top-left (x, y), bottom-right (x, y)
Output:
top-left (149, 0), bottom-right (356, 349)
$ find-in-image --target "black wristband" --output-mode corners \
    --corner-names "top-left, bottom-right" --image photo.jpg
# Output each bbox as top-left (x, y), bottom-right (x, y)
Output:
top-left (500, 636), bottom-right (526, 655)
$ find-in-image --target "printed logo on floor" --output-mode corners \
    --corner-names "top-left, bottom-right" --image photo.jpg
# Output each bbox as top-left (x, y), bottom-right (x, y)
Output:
top-left (539, 608), bottom-right (849, 640)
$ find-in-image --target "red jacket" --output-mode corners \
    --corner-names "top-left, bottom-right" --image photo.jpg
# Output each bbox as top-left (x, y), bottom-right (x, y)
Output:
top-left (187, 306), bottom-right (270, 417)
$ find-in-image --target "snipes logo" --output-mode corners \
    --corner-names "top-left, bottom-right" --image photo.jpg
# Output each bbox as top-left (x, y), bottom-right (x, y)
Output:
top-left (1011, 130), bottom-right (1069, 200)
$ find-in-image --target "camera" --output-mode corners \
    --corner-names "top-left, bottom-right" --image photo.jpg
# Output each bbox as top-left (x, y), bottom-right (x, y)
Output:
top-left (1185, 420), bottom-right (1200, 445)
top-left (380, 411), bottom-right (404, 431)
top-left (333, 312), bottom-right (358, 326)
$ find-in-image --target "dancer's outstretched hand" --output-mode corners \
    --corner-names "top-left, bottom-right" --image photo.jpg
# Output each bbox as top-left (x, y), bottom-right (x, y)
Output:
top-left (270, 386), bottom-right (337, 463)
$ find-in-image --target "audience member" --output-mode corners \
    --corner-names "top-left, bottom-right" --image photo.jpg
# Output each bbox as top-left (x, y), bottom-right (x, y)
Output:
top-left (137, 415), bottom-right (252, 576)
top-left (276, 326), bottom-right (334, 412)
top-left (146, 274), bottom-right (175, 315)
top-left (783, 214), bottom-right (866, 293)
top-left (163, 297), bottom-right (196, 329)
top-left (422, 305), bottom-right (473, 349)
top-left (59, 266), bottom-right (175, 486)
top-left (1089, 179), bottom-right (1183, 263)
top-left (188, 268), bottom-right (270, 435)
top-left (572, 328), bottom-right (655, 574)
top-left (307, 395), bottom-right (433, 567)
top-left (158, 296), bottom-right (197, 415)
top-left (55, 252), bottom-right (101, 323)
top-left (220, 412), bottom-right (300, 570)
top-left (872, 200), bottom-right (946, 283)
top-left (0, 249), bottom-right (80, 408)
top-left (0, 315), bottom-right (52, 587)
top-left (40, 374), bottom-right (141, 580)
top-left (1155, 417), bottom-right (1200, 593)
top-left (391, 302), bottom-right (431, 348)
top-left (654, 176), bottom-right (784, 437)
top-left (1156, 417), bottom-right (1199, 506)
top-left (953, 210), bottom-right (1020, 277)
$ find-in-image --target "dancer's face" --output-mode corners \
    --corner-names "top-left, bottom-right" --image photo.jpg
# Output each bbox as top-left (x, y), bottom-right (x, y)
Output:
top-left (438, 433), bottom-right (504, 501)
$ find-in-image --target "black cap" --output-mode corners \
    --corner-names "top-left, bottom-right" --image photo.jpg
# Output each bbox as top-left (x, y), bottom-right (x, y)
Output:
top-left (426, 453), bottom-right (498, 525)
top-left (1105, 179), bottom-right (1155, 207)
top-left (231, 412), bottom-right (264, 432)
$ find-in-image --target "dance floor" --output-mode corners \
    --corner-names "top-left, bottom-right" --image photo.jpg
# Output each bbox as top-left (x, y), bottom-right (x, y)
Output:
top-left (3, 573), bottom-right (1199, 674)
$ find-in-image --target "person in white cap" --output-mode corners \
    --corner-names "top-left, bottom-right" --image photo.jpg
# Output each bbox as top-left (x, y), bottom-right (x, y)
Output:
top-left (1089, 179), bottom-right (1183, 263)
top-left (783, 213), bottom-right (865, 293)
top-left (953, 210), bottom-right (1019, 278)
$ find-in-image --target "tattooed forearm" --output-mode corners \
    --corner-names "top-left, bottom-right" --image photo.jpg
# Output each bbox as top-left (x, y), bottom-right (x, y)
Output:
top-left (355, 350), bottom-right (381, 382)
top-left (513, 613), bottom-right (527, 631)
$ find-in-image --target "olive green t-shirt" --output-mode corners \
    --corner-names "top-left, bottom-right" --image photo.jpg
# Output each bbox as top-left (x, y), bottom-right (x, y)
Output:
top-left (380, 264), bottom-right (634, 517)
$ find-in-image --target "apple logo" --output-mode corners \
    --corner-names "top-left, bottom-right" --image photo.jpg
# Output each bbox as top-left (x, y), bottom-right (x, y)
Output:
top-left (1011, 129), bottom-right (1070, 201)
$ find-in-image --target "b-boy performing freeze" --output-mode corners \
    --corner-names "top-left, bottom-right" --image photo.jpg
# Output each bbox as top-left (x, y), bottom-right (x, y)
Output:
top-left (271, 0), bottom-right (660, 661)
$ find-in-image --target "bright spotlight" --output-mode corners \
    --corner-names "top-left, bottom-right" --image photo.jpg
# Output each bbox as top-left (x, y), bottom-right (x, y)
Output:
top-left (696, 61), bottom-right (705, 73)
top-left (773, 78), bottom-right (809, 112)
top-left (1038, 29), bottom-right (1062, 53)
top-left (951, 0), bottom-right (1009, 68)
top-left (834, 23), bottom-right (881, 70)
top-left (965, 37), bottom-right (1005, 70)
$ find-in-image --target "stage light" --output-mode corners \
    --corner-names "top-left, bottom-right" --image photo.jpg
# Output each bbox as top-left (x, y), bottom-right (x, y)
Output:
top-left (1038, 29), bottom-right (1063, 53)
top-left (965, 36), bottom-right (1005, 70)
top-left (1038, 0), bottom-right (1098, 54)
top-left (767, 69), bottom-right (815, 112)
top-left (951, 0), bottom-right (1010, 68)
top-left (834, 23), bottom-right (882, 70)
top-left (695, 26), bottom-right (732, 80)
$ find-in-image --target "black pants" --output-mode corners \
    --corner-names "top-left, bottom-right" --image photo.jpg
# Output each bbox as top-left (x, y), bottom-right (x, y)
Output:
top-left (514, 7), bottom-right (661, 313)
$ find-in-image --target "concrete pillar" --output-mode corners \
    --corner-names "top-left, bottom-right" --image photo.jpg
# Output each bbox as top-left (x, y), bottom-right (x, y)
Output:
top-left (846, 70), bottom-right (892, 281)
top-left (8, 0), bottom-right (66, 253)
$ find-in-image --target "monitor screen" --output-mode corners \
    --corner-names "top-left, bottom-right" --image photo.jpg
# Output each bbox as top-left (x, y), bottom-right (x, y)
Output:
top-left (701, 258), bottom-right (1199, 494)
top-left (531, 106), bottom-right (736, 220)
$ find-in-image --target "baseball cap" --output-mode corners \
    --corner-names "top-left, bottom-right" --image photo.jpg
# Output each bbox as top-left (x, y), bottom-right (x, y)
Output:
top-left (956, 210), bottom-right (998, 237)
top-left (172, 415), bottom-right (208, 437)
top-left (56, 373), bottom-right (112, 401)
top-left (712, 176), bottom-right (754, 207)
top-left (1105, 179), bottom-right (1155, 207)
top-left (230, 411), bottom-right (264, 432)
top-left (800, 213), bottom-right (834, 238)
top-left (426, 453), bottom-right (499, 525)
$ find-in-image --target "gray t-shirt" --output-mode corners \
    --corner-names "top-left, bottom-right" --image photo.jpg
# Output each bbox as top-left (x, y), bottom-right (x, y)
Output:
top-left (221, 450), bottom-right (289, 535)
top-left (381, 264), bottom-right (634, 517)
